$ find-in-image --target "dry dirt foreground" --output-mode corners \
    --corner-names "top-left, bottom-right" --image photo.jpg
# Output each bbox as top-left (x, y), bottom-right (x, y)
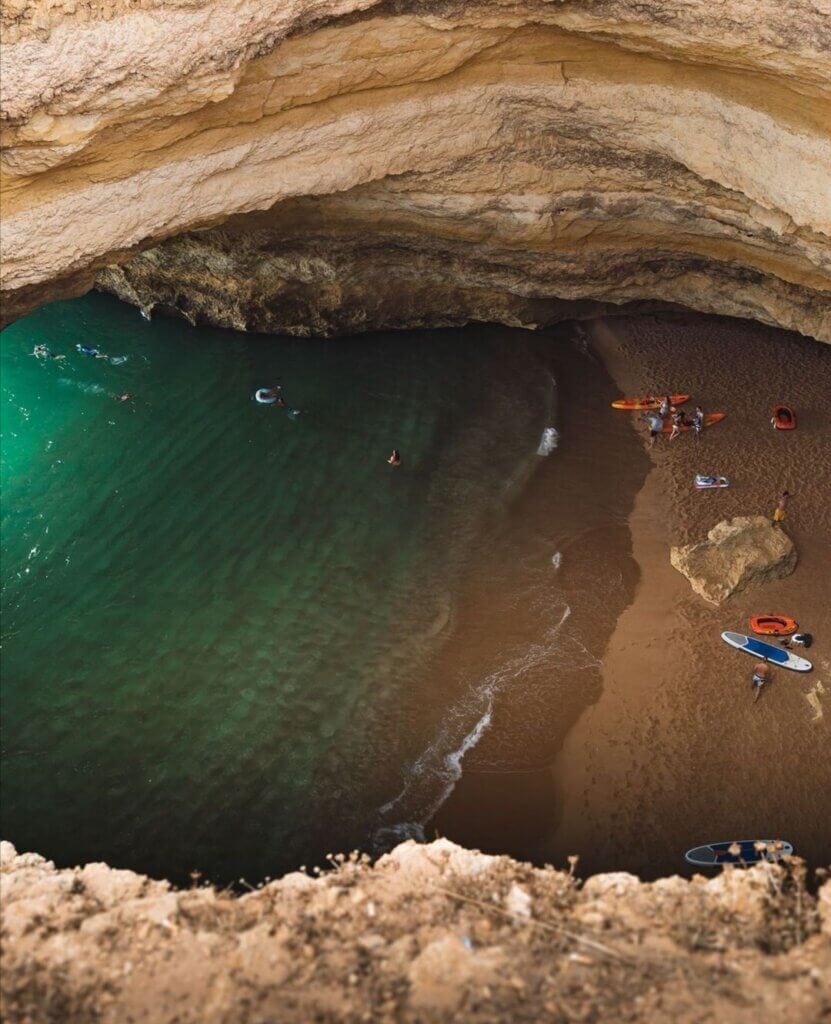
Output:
top-left (2, 839), bottom-right (830, 1023)
top-left (2, 0), bottom-right (830, 337)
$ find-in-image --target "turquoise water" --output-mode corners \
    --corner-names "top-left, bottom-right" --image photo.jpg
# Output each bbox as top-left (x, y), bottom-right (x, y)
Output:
top-left (1, 294), bottom-right (559, 883)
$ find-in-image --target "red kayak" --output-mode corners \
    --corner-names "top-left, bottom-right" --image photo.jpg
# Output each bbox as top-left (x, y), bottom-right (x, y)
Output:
top-left (661, 412), bottom-right (726, 433)
top-left (771, 404), bottom-right (796, 430)
top-left (612, 393), bottom-right (689, 411)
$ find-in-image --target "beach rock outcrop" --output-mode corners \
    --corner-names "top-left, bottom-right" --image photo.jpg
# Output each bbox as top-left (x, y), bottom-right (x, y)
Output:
top-left (670, 515), bottom-right (797, 605)
top-left (2, 1), bottom-right (831, 337)
top-left (2, 838), bottom-right (829, 1024)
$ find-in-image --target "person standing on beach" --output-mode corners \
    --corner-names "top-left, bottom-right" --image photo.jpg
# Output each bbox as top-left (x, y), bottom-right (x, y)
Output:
top-left (669, 408), bottom-right (688, 441)
top-left (692, 405), bottom-right (704, 440)
top-left (645, 412), bottom-right (662, 448)
top-left (751, 659), bottom-right (769, 701)
top-left (659, 395), bottom-right (672, 419)
top-left (772, 490), bottom-right (790, 527)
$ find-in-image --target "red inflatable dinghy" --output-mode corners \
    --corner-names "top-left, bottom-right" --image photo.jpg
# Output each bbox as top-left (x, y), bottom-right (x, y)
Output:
top-left (771, 405), bottom-right (796, 430)
top-left (750, 615), bottom-right (798, 636)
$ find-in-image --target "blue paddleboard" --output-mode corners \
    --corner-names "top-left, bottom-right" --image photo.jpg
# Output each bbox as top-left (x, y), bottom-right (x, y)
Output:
top-left (721, 631), bottom-right (812, 672)
top-left (685, 839), bottom-right (793, 866)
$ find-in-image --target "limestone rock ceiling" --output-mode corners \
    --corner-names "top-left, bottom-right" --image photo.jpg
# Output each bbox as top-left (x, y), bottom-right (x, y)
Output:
top-left (1, 1), bottom-right (830, 338)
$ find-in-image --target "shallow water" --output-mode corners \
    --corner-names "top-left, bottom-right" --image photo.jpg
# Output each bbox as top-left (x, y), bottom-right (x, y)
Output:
top-left (3, 294), bottom-right (642, 883)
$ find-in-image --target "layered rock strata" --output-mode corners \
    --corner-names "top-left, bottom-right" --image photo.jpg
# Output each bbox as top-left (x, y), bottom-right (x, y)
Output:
top-left (670, 515), bottom-right (797, 605)
top-left (2, 838), bottom-right (830, 1023)
top-left (2, 1), bottom-right (831, 337)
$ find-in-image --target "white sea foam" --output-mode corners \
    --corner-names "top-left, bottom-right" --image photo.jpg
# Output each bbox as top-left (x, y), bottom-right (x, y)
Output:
top-left (537, 427), bottom-right (559, 455)
top-left (373, 605), bottom-right (573, 853)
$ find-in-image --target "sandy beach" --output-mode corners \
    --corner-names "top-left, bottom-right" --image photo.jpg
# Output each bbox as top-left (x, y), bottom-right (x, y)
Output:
top-left (547, 315), bottom-right (831, 877)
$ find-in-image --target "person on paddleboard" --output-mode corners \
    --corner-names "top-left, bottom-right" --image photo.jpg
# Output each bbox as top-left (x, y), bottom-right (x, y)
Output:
top-left (751, 659), bottom-right (769, 701)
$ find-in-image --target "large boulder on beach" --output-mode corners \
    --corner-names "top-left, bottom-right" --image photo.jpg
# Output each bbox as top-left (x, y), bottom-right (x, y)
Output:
top-left (670, 516), bottom-right (796, 605)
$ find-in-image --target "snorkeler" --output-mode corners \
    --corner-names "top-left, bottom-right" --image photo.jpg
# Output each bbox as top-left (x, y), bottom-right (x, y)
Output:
top-left (76, 343), bottom-right (107, 359)
top-left (32, 344), bottom-right (65, 360)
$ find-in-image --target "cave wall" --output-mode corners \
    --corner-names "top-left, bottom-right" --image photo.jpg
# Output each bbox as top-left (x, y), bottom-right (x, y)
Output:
top-left (1, 1), bottom-right (830, 338)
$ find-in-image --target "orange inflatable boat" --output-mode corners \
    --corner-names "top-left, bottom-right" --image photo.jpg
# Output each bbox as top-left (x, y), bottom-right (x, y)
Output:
top-left (660, 412), bottom-right (726, 433)
top-left (750, 615), bottom-right (798, 636)
top-left (771, 404), bottom-right (796, 430)
top-left (611, 394), bottom-right (689, 410)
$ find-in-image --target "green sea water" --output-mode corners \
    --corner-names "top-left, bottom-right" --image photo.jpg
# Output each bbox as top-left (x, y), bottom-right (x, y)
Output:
top-left (1, 294), bottom-right (558, 883)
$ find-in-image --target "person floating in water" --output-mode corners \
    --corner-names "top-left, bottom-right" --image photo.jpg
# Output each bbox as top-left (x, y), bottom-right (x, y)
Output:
top-left (76, 343), bottom-right (107, 359)
top-left (771, 490), bottom-right (790, 527)
top-left (114, 392), bottom-right (133, 403)
top-left (388, 449), bottom-right (401, 467)
top-left (32, 344), bottom-right (65, 360)
top-left (751, 659), bottom-right (769, 702)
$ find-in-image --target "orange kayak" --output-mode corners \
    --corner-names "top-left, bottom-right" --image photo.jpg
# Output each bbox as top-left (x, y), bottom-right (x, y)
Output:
top-left (611, 393), bottom-right (689, 410)
top-left (750, 615), bottom-right (798, 636)
top-left (661, 412), bottom-right (726, 433)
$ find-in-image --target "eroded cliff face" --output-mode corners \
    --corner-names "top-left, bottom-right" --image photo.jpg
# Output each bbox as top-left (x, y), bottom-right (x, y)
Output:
top-left (1, 0), bottom-right (830, 338)
top-left (2, 839), bottom-right (830, 1023)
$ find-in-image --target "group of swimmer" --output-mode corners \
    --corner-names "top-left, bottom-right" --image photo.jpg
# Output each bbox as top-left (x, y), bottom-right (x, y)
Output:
top-left (32, 342), bottom-right (132, 402)
top-left (642, 396), bottom-right (706, 448)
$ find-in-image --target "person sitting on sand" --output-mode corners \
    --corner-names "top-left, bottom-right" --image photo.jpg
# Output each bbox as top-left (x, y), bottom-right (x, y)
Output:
top-left (751, 659), bottom-right (769, 701)
top-left (388, 449), bottom-right (401, 467)
top-left (771, 490), bottom-right (790, 527)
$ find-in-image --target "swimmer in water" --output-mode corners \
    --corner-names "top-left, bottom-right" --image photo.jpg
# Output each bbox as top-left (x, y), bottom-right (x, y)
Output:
top-left (76, 343), bottom-right (107, 359)
top-left (115, 392), bottom-right (133, 403)
top-left (388, 449), bottom-right (401, 466)
top-left (32, 344), bottom-right (65, 360)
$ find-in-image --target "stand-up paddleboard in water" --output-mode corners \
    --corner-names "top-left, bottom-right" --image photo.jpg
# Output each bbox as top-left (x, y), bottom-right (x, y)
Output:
top-left (611, 393), bottom-right (689, 410)
top-left (750, 615), bottom-right (798, 636)
top-left (721, 631), bottom-right (812, 671)
top-left (661, 412), bottom-right (726, 433)
top-left (685, 839), bottom-right (793, 867)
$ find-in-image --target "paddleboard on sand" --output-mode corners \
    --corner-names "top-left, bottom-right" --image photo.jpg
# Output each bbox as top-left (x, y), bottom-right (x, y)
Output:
top-left (662, 412), bottom-right (726, 433)
top-left (721, 631), bottom-right (812, 671)
top-left (695, 474), bottom-right (729, 489)
top-left (611, 393), bottom-right (689, 410)
top-left (685, 840), bottom-right (793, 867)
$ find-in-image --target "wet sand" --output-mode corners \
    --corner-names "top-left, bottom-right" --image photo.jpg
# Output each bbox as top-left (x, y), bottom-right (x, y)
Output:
top-left (548, 315), bottom-right (831, 877)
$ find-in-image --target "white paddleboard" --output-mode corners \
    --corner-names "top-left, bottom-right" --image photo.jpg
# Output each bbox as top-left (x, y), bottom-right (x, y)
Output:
top-left (721, 631), bottom-right (812, 672)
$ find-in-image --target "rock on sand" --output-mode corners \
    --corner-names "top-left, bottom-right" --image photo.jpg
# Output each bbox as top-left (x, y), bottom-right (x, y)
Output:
top-left (670, 515), bottom-right (796, 605)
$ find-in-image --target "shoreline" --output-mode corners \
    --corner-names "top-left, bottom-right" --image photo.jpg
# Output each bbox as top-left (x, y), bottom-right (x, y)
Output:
top-left (548, 314), bottom-right (831, 877)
